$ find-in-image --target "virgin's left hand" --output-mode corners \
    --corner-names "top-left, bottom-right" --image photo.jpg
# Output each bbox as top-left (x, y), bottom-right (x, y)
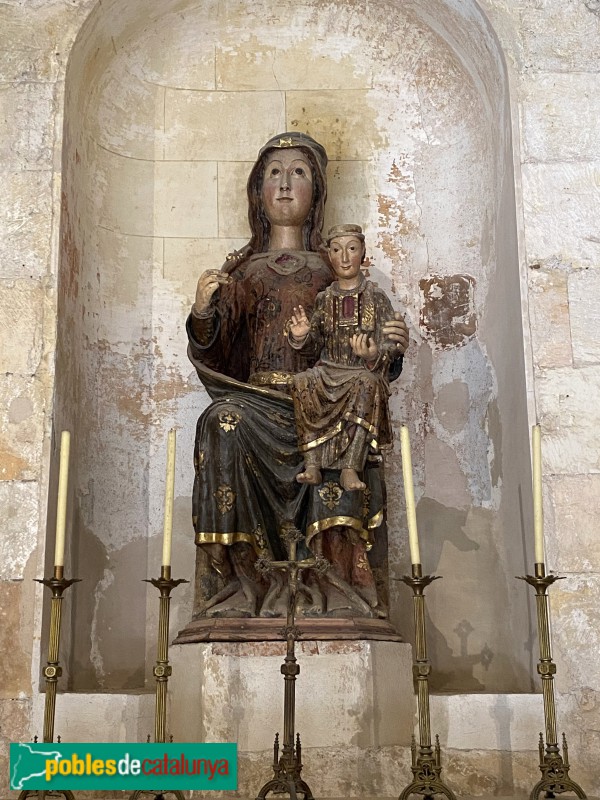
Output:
top-left (383, 312), bottom-right (409, 355)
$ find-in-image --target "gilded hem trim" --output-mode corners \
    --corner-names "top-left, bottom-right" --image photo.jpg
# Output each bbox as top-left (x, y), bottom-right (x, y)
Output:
top-left (368, 508), bottom-right (384, 529)
top-left (298, 414), bottom-right (380, 454)
top-left (195, 531), bottom-right (258, 550)
top-left (298, 421), bottom-right (344, 452)
top-left (305, 515), bottom-right (372, 549)
top-left (343, 412), bottom-right (378, 438)
top-left (249, 371), bottom-right (293, 386)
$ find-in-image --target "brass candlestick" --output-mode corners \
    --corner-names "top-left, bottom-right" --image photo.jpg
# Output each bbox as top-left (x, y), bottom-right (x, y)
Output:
top-left (129, 565), bottom-right (188, 800)
top-left (399, 563), bottom-right (456, 800)
top-left (518, 563), bottom-right (586, 800)
top-left (255, 523), bottom-right (328, 800)
top-left (19, 566), bottom-right (80, 800)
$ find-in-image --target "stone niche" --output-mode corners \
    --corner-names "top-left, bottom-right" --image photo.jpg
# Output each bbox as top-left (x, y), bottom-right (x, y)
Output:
top-left (51, 0), bottom-right (535, 698)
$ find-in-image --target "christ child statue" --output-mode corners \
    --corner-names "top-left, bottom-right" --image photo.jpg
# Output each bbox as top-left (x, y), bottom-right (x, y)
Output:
top-left (288, 224), bottom-right (399, 492)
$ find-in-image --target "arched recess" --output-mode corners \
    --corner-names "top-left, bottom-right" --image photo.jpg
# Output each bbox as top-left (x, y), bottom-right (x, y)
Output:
top-left (51, 0), bottom-right (535, 692)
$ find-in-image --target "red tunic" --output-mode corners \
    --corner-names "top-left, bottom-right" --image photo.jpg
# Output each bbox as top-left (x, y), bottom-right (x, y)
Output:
top-left (190, 250), bottom-right (333, 388)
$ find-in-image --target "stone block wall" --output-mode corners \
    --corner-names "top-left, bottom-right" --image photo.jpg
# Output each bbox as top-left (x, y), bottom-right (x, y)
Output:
top-left (488, 0), bottom-right (600, 786)
top-left (0, 0), bottom-right (96, 788)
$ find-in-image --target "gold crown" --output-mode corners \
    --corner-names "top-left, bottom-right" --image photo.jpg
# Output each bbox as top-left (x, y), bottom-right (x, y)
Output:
top-left (258, 132), bottom-right (328, 173)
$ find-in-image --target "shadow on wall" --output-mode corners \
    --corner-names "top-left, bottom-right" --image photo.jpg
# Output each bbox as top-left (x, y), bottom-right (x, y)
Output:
top-left (406, 498), bottom-right (535, 693)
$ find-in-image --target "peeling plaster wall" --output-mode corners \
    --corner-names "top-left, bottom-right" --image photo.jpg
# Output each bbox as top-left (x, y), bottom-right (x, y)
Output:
top-left (1, 0), bottom-right (599, 795)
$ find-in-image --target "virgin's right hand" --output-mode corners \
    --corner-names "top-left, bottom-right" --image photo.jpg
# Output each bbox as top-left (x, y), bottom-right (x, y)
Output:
top-left (194, 270), bottom-right (231, 312)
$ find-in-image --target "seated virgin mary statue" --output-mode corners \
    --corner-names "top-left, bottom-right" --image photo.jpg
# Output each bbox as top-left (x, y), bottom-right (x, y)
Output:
top-left (186, 132), bottom-right (407, 621)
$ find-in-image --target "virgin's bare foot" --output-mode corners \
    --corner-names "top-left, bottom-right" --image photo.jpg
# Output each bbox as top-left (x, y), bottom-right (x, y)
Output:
top-left (340, 468), bottom-right (366, 491)
top-left (296, 466), bottom-right (322, 485)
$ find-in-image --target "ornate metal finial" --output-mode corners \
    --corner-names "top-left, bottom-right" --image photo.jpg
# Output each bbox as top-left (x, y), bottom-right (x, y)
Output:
top-left (312, 555), bottom-right (331, 576)
top-left (279, 521), bottom-right (303, 547)
top-left (255, 555), bottom-right (273, 576)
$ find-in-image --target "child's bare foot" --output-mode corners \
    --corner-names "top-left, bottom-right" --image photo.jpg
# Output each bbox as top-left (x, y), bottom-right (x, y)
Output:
top-left (296, 465), bottom-right (322, 485)
top-left (340, 468), bottom-right (366, 492)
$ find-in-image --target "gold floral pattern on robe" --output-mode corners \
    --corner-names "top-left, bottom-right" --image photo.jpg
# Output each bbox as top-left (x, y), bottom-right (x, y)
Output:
top-left (318, 481), bottom-right (344, 510)
top-left (218, 409), bottom-right (241, 432)
top-left (214, 484), bottom-right (236, 514)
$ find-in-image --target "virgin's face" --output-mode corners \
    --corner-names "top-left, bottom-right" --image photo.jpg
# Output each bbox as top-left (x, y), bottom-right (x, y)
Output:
top-left (260, 149), bottom-right (314, 228)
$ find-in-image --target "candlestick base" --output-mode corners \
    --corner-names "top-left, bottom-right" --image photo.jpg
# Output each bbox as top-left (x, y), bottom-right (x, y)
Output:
top-left (256, 733), bottom-right (314, 800)
top-left (530, 733), bottom-right (586, 800)
top-left (129, 791), bottom-right (186, 799)
top-left (399, 735), bottom-right (456, 800)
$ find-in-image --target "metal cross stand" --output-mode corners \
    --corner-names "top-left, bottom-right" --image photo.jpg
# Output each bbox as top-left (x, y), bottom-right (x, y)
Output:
top-left (129, 565), bottom-right (188, 800)
top-left (19, 566), bottom-right (80, 800)
top-left (518, 563), bottom-right (586, 800)
top-left (398, 563), bottom-right (456, 800)
top-left (255, 523), bottom-right (328, 800)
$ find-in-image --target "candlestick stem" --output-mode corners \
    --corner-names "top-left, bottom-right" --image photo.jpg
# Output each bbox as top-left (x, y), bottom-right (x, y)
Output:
top-left (517, 564), bottom-right (586, 800)
top-left (129, 568), bottom-right (188, 800)
top-left (149, 566), bottom-right (187, 744)
top-left (398, 565), bottom-right (455, 800)
top-left (255, 522), bottom-right (321, 800)
top-left (18, 567), bottom-right (80, 800)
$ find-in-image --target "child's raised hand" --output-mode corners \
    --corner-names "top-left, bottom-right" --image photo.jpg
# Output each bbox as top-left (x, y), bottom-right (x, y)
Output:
top-left (351, 333), bottom-right (379, 360)
top-left (289, 305), bottom-right (311, 340)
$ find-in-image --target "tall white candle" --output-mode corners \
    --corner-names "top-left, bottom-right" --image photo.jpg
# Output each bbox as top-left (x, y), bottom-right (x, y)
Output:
top-left (162, 429), bottom-right (177, 568)
top-left (532, 424), bottom-right (544, 564)
top-left (54, 430), bottom-right (71, 568)
top-left (400, 425), bottom-right (421, 566)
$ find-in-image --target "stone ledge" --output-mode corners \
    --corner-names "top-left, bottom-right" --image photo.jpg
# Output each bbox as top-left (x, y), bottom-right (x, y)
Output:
top-left (174, 616), bottom-right (402, 644)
